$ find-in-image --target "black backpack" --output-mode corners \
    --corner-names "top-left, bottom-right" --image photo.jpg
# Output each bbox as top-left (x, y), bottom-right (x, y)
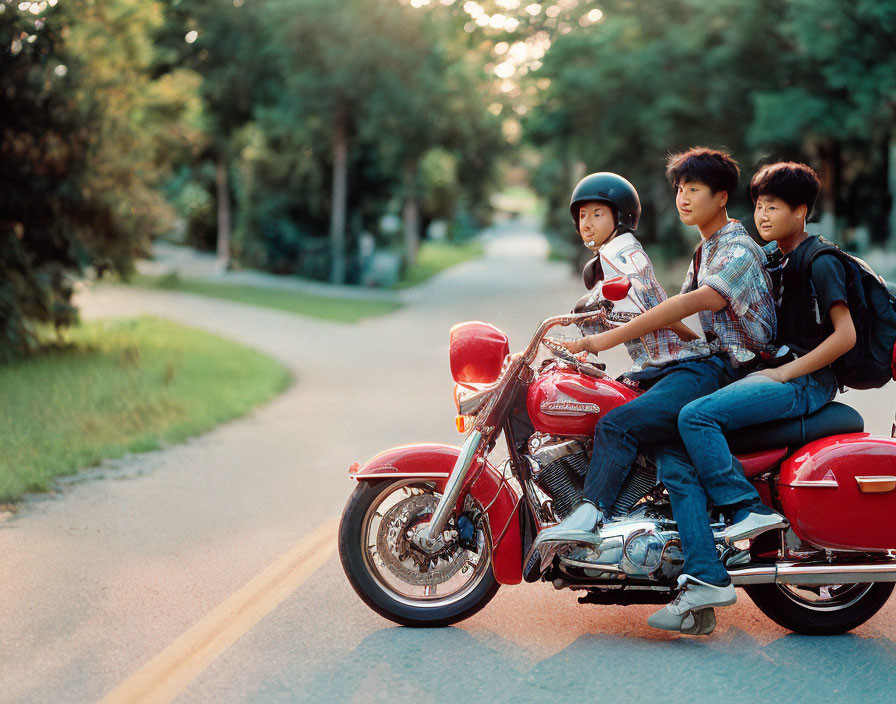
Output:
top-left (802, 238), bottom-right (896, 389)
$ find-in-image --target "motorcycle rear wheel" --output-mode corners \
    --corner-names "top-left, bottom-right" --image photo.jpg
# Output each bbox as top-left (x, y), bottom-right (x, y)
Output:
top-left (338, 478), bottom-right (500, 627)
top-left (745, 581), bottom-right (894, 635)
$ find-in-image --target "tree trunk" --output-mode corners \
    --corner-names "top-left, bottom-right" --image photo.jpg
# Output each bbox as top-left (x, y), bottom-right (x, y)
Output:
top-left (402, 161), bottom-right (420, 270)
top-left (235, 152), bottom-right (254, 260)
top-left (812, 139), bottom-right (842, 242)
top-left (818, 140), bottom-right (842, 215)
top-left (330, 112), bottom-right (349, 284)
top-left (215, 154), bottom-right (232, 270)
top-left (887, 131), bottom-right (895, 245)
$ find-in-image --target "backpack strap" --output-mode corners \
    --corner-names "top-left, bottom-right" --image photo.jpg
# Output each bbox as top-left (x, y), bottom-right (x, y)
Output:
top-left (684, 245), bottom-right (701, 293)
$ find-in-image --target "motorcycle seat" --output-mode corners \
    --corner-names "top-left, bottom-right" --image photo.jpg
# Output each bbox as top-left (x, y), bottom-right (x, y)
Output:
top-left (726, 401), bottom-right (864, 459)
top-left (734, 447), bottom-right (789, 477)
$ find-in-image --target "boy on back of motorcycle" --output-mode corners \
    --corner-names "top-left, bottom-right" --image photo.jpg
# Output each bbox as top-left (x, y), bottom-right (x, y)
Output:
top-left (647, 162), bottom-right (856, 633)
top-left (534, 147), bottom-right (776, 630)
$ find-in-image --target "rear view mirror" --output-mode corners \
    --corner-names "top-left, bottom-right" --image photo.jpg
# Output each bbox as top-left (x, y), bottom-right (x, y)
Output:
top-left (602, 276), bottom-right (631, 302)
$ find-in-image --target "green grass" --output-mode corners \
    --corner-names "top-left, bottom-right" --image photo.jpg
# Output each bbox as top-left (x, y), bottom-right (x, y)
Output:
top-left (395, 240), bottom-right (484, 289)
top-left (131, 274), bottom-right (402, 322)
top-left (0, 317), bottom-right (291, 503)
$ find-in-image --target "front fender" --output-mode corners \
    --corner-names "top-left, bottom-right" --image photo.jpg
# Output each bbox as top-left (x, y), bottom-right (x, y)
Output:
top-left (349, 443), bottom-right (523, 585)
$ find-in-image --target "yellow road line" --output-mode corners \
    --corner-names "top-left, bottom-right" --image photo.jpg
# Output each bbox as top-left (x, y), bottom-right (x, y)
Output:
top-left (99, 518), bottom-right (339, 704)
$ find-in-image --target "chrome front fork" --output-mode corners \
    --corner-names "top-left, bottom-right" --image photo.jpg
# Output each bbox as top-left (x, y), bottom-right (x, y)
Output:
top-left (415, 430), bottom-right (483, 550)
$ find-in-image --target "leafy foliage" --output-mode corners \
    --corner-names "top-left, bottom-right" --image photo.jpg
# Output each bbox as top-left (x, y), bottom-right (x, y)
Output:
top-left (525, 0), bottom-right (896, 253)
top-left (1, 0), bottom-right (190, 359)
top-left (2, 0), bottom-right (894, 360)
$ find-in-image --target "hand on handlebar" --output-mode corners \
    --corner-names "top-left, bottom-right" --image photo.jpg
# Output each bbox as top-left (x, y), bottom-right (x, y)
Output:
top-left (546, 336), bottom-right (589, 356)
top-left (543, 336), bottom-right (582, 356)
top-left (547, 331), bottom-right (615, 357)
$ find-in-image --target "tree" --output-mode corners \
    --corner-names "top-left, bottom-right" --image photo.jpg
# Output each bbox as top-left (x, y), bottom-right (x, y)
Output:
top-left (155, 0), bottom-right (279, 268)
top-left (1, 0), bottom-right (180, 359)
top-left (523, 0), bottom-right (896, 255)
top-left (267, 0), bottom-right (506, 281)
top-left (749, 0), bottom-right (896, 241)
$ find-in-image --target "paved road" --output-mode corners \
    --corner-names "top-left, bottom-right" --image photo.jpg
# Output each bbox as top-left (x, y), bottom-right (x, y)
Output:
top-left (2, 224), bottom-right (896, 703)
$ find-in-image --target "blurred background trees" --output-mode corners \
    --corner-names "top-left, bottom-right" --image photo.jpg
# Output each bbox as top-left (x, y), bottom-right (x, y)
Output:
top-left (526, 0), bottom-right (896, 262)
top-left (2, 0), bottom-right (895, 357)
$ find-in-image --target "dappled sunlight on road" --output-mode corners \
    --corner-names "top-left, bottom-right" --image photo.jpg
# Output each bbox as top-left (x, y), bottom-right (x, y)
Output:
top-left (481, 224), bottom-right (552, 260)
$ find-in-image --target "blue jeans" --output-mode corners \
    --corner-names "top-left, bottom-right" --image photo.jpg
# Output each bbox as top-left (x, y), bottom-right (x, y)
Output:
top-left (583, 355), bottom-right (736, 511)
top-left (658, 367), bottom-right (839, 584)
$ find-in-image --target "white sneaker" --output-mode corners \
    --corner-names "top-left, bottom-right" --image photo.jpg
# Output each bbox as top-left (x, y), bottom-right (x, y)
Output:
top-left (717, 508), bottom-right (788, 544)
top-left (524, 502), bottom-right (604, 577)
top-left (647, 574), bottom-right (736, 634)
top-left (531, 501), bottom-right (604, 550)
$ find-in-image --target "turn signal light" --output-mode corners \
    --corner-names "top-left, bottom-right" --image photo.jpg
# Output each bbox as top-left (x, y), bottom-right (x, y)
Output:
top-left (456, 415), bottom-right (470, 433)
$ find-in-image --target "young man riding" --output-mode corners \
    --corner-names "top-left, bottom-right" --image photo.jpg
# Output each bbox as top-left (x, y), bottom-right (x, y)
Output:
top-left (530, 148), bottom-right (776, 627)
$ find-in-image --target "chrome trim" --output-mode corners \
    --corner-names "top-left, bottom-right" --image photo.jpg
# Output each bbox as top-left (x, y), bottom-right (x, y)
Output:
top-left (540, 400), bottom-right (602, 416)
top-left (559, 557), bottom-right (626, 574)
top-left (528, 436), bottom-right (585, 469)
top-left (729, 562), bottom-right (896, 586)
top-left (728, 566), bottom-right (777, 585)
top-left (457, 388), bottom-right (490, 416)
top-left (777, 563), bottom-right (896, 585)
top-left (417, 430), bottom-right (483, 548)
top-left (781, 480), bottom-right (839, 488)
top-left (354, 472), bottom-right (451, 480)
top-left (856, 476), bottom-right (896, 493)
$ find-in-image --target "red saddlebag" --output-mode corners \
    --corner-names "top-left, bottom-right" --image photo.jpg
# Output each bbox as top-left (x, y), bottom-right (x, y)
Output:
top-left (779, 434), bottom-right (896, 552)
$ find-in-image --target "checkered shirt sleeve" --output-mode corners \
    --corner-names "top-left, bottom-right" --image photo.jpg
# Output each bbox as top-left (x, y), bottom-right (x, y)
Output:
top-left (683, 221), bottom-right (776, 362)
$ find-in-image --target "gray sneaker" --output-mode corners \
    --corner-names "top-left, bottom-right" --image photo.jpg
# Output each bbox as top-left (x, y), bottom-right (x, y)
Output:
top-left (533, 501), bottom-right (604, 549)
top-left (718, 507), bottom-right (788, 544)
top-left (647, 574), bottom-right (736, 634)
top-left (525, 501), bottom-right (605, 575)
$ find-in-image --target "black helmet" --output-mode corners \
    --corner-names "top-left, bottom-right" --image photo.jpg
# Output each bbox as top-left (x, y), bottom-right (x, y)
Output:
top-left (570, 172), bottom-right (641, 233)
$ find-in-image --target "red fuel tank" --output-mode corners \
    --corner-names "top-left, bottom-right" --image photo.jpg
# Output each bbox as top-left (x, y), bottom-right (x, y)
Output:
top-left (779, 433), bottom-right (896, 552)
top-left (527, 368), bottom-right (640, 437)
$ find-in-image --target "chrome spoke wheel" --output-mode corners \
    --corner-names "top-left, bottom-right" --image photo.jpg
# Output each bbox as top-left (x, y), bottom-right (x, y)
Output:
top-left (745, 579), bottom-right (894, 635)
top-left (357, 480), bottom-right (493, 610)
top-left (775, 582), bottom-right (874, 612)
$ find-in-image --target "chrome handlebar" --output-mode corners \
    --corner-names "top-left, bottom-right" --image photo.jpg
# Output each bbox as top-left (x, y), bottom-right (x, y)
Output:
top-left (423, 311), bottom-right (603, 545)
top-left (520, 310), bottom-right (602, 365)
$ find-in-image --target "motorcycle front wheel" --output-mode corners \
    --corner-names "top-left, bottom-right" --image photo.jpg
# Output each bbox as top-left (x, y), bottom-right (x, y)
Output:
top-left (338, 478), bottom-right (500, 627)
top-left (745, 581), bottom-right (894, 635)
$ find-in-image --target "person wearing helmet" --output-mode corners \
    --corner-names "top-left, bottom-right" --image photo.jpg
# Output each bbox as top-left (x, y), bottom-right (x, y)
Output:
top-left (529, 149), bottom-right (776, 634)
top-left (569, 172), bottom-right (702, 372)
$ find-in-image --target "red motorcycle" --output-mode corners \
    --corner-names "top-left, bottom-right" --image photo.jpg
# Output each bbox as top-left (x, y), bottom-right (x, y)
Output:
top-left (338, 280), bottom-right (896, 635)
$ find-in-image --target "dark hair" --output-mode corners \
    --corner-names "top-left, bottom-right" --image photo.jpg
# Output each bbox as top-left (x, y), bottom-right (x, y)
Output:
top-left (749, 162), bottom-right (821, 218)
top-left (665, 147), bottom-right (740, 196)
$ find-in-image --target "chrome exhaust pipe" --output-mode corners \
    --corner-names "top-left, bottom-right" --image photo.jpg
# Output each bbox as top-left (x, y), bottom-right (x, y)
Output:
top-left (730, 562), bottom-right (896, 586)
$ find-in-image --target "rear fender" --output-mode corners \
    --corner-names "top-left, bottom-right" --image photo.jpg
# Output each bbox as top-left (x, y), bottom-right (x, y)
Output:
top-left (350, 443), bottom-right (523, 584)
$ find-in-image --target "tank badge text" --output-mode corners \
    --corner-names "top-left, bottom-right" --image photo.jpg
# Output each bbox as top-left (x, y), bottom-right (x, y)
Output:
top-left (541, 401), bottom-right (601, 416)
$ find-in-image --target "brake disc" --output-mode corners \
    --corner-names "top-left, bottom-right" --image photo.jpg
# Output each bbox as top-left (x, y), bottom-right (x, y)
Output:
top-left (376, 493), bottom-right (466, 587)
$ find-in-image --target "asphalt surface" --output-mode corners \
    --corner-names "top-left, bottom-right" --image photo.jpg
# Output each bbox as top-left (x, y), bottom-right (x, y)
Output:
top-left (2, 224), bottom-right (896, 703)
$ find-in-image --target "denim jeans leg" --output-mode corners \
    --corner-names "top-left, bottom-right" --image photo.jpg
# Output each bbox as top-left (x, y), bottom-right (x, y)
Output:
top-left (583, 357), bottom-right (729, 511)
top-left (678, 372), bottom-right (824, 508)
top-left (655, 443), bottom-right (730, 585)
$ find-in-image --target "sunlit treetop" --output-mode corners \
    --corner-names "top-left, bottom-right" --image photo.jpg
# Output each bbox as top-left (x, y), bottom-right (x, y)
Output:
top-left (401, 0), bottom-right (604, 113)
top-left (4, 0), bottom-right (65, 74)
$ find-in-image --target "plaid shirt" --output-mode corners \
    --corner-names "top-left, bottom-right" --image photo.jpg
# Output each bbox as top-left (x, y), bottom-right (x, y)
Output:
top-left (580, 233), bottom-right (710, 370)
top-left (679, 220), bottom-right (776, 363)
